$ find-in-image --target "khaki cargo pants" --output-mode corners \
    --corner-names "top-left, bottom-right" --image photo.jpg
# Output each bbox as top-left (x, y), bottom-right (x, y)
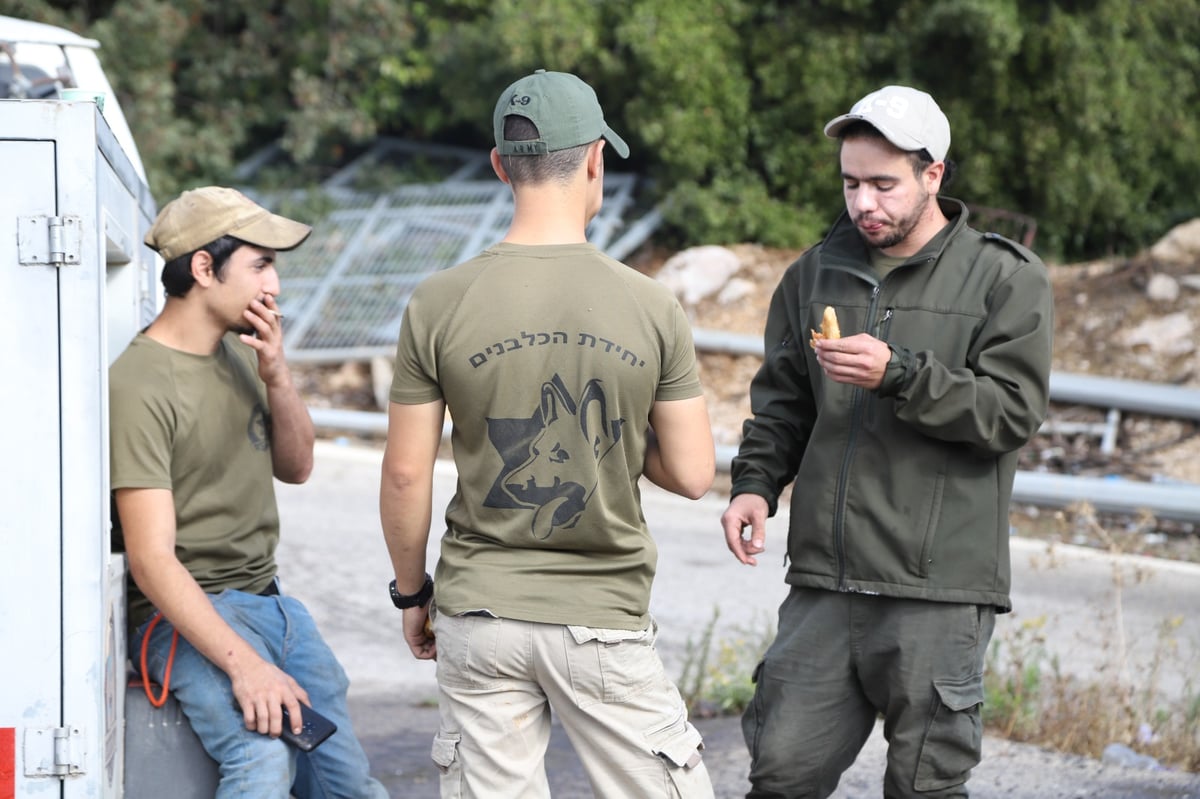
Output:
top-left (743, 588), bottom-right (996, 798)
top-left (430, 611), bottom-right (713, 798)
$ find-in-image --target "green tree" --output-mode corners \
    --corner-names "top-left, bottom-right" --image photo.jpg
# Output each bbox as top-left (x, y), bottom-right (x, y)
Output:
top-left (6, 0), bottom-right (1199, 260)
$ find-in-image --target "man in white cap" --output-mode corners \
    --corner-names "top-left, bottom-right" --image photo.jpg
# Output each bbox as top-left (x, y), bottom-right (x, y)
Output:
top-left (110, 187), bottom-right (387, 798)
top-left (721, 86), bottom-right (1054, 797)
top-left (380, 70), bottom-right (716, 797)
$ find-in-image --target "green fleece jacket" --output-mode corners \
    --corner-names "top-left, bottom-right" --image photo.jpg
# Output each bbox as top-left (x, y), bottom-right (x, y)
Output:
top-left (731, 198), bottom-right (1053, 611)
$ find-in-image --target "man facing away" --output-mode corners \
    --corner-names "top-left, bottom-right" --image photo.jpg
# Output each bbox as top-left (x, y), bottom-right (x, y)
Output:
top-left (721, 86), bottom-right (1054, 798)
top-left (110, 187), bottom-right (387, 798)
top-left (380, 69), bottom-right (717, 797)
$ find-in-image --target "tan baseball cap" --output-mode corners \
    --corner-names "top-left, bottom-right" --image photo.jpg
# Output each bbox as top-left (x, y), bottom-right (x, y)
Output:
top-left (824, 85), bottom-right (951, 162)
top-left (144, 186), bottom-right (312, 261)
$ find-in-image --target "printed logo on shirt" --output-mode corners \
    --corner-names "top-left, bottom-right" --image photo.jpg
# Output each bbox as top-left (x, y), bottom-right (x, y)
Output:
top-left (247, 403), bottom-right (270, 451)
top-left (484, 374), bottom-right (624, 540)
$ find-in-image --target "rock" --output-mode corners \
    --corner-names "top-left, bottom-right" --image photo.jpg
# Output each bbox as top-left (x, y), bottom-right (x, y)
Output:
top-left (1120, 312), bottom-right (1195, 356)
top-left (1145, 273), bottom-right (1180, 303)
top-left (328, 360), bottom-right (370, 392)
top-left (1149, 217), bottom-right (1200, 264)
top-left (1101, 742), bottom-right (1161, 771)
top-left (717, 277), bottom-right (756, 306)
top-left (656, 245), bottom-right (742, 306)
top-left (370, 356), bottom-right (394, 410)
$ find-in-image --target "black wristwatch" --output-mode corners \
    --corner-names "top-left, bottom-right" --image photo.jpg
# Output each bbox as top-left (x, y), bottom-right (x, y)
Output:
top-left (389, 573), bottom-right (434, 610)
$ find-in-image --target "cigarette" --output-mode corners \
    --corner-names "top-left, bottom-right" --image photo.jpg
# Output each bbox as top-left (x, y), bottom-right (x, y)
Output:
top-left (267, 309), bottom-right (285, 318)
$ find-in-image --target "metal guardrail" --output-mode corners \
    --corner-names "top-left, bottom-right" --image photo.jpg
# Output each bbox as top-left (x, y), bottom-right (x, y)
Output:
top-left (967, 203), bottom-right (1038, 249)
top-left (310, 353), bottom-right (1200, 521)
top-left (689, 330), bottom-right (1200, 423)
top-left (311, 397), bottom-right (1200, 523)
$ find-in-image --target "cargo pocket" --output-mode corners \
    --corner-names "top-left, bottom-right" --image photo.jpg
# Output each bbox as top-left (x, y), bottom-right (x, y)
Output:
top-left (430, 730), bottom-right (463, 796)
top-left (741, 660), bottom-right (766, 760)
top-left (565, 623), bottom-right (661, 706)
top-left (914, 674), bottom-right (984, 792)
top-left (647, 713), bottom-right (711, 796)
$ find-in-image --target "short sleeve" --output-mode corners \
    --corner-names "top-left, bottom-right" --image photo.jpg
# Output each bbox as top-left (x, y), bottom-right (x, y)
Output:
top-left (389, 290), bottom-right (444, 405)
top-left (109, 367), bottom-right (176, 491)
top-left (655, 300), bottom-right (702, 402)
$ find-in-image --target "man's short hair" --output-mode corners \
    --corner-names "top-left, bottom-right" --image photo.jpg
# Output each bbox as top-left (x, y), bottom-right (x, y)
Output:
top-left (160, 235), bottom-right (246, 298)
top-left (499, 115), bottom-right (590, 185)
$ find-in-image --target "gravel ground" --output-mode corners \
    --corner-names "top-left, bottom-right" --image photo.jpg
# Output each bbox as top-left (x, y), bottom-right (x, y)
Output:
top-left (349, 698), bottom-right (1200, 798)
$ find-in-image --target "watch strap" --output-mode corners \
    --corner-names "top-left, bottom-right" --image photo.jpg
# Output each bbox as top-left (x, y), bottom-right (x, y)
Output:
top-left (389, 573), bottom-right (434, 609)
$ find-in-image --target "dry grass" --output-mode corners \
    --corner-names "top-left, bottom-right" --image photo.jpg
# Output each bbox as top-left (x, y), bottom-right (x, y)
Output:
top-left (678, 607), bottom-right (774, 720)
top-left (984, 503), bottom-right (1200, 771)
top-left (681, 503), bottom-right (1199, 772)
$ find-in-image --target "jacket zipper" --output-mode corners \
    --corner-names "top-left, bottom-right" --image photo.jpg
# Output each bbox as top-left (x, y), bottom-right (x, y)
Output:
top-left (833, 285), bottom-right (884, 590)
top-left (876, 307), bottom-right (894, 338)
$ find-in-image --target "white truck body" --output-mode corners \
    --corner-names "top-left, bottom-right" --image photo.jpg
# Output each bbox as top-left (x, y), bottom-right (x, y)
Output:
top-left (1, 15), bottom-right (159, 798)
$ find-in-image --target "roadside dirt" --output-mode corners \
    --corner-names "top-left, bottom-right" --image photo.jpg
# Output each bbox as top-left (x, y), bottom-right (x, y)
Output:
top-left (296, 226), bottom-right (1200, 562)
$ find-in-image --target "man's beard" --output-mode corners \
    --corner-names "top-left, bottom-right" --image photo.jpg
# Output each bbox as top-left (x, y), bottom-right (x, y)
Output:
top-left (857, 190), bottom-right (929, 251)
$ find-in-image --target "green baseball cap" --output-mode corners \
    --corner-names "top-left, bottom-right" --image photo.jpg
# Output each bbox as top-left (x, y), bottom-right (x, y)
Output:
top-left (493, 69), bottom-right (629, 158)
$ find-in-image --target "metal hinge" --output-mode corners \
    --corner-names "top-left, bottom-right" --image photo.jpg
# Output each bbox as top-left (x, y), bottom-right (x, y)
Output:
top-left (17, 215), bottom-right (82, 267)
top-left (24, 726), bottom-right (86, 778)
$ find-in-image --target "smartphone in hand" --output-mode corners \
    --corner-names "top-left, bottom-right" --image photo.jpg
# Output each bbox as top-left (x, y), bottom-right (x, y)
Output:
top-left (279, 705), bottom-right (338, 752)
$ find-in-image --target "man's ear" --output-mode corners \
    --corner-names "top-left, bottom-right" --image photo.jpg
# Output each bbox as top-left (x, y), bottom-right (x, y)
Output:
top-left (490, 148), bottom-right (512, 185)
top-left (190, 250), bottom-right (215, 287)
top-left (586, 140), bottom-right (606, 180)
top-left (924, 161), bottom-right (945, 194)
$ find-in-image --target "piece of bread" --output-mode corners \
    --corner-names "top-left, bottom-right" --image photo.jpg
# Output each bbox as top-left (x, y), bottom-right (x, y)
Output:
top-left (809, 306), bottom-right (841, 348)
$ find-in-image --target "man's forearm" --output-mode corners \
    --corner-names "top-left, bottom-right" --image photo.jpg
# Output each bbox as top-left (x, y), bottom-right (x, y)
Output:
top-left (266, 375), bottom-right (315, 483)
top-left (379, 399), bottom-right (446, 592)
top-left (130, 554), bottom-right (266, 680)
top-left (380, 469), bottom-right (433, 593)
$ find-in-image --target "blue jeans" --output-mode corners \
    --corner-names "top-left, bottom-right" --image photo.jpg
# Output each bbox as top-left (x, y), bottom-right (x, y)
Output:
top-left (134, 589), bottom-right (387, 799)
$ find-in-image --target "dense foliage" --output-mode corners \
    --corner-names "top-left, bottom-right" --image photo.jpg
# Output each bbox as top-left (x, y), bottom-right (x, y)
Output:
top-left (6, 0), bottom-right (1199, 261)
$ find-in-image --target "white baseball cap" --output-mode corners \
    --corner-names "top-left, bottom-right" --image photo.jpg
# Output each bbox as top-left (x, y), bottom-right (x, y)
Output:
top-left (824, 85), bottom-right (951, 162)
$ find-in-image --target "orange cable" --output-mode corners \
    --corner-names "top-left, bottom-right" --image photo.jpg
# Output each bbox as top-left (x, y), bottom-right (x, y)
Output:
top-left (139, 613), bottom-right (179, 708)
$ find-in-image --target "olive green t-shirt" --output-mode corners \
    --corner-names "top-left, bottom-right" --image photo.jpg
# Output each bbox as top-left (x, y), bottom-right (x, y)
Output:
top-left (390, 242), bottom-right (703, 630)
top-left (869, 248), bottom-right (909, 279)
top-left (109, 333), bottom-right (279, 630)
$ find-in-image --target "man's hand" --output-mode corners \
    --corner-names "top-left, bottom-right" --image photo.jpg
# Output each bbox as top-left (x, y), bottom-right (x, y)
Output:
top-left (722, 493), bottom-right (770, 566)
top-left (238, 294), bottom-right (314, 483)
top-left (231, 657), bottom-right (311, 738)
top-left (240, 296), bottom-right (290, 387)
top-left (814, 333), bottom-right (891, 390)
top-left (403, 606), bottom-right (437, 660)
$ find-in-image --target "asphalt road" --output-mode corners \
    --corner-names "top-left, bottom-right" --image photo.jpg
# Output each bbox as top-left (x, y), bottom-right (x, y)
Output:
top-left (275, 441), bottom-right (1200, 798)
